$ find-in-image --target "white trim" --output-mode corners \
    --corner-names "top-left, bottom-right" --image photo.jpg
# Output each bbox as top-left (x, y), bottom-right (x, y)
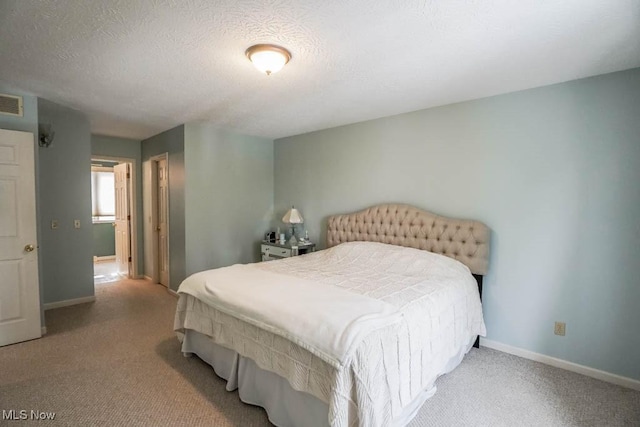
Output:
top-left (144, 275), bottom-right (153, 282)
top-left (147, 153), bottom-right (170, 288)
top-left (92, 217), bottom-right (116, 224)
top-left (92, 155), bottom-right (140, 280)
top-left (166, 288), bottom-right (179, 298)
top-left (41, 326), bottom-right (47, 335)
top-left (90, 165), bottom-right (114, 173)
top-left (480, 338), bottom-right (640, 391)
top-left (94, 255), bottom-right (116, 262)
top-left (43, 296), bottom-right (96, 310)
top-left (149, 155), bottom-right (160, 285)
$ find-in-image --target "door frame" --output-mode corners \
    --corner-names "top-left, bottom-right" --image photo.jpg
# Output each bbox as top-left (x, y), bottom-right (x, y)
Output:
top-left (148, 153), bottom-right (170, 287)
top-left (91, 155), bottom-right (140, 279)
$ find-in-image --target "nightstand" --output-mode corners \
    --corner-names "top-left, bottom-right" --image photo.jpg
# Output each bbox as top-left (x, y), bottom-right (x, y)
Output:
top-left (261, 240), bottom-right (315, 261)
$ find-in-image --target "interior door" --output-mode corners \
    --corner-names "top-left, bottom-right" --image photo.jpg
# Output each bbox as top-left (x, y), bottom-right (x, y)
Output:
top-left (157, 158), bottom-right (169, 287)
top-left (114, 162), bottom-right (130, 277)
top-left (0, 129), bottom-right (41, 346)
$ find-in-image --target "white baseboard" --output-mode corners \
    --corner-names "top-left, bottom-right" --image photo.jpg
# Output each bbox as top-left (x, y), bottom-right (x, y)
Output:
top-left (93, 255), bottom-right (115, 262)
top-left (144, 275), bottom-right (153, 282)
top-left (480, 338), bottom-right (640, 391)
top-left (43, 296), bottom-right (96, 311)
top-left (166, 288), bottom-right (178, 298)
top-left (41, 326), bottom-right (47, 335)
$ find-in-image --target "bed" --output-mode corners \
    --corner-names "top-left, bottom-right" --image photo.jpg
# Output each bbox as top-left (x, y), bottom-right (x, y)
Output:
top-left (174, 204), bottom-right (490, 427)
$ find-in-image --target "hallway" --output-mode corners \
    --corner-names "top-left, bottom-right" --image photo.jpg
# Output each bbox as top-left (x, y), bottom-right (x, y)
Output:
top-left (93, 259), bottom-right (120, 285)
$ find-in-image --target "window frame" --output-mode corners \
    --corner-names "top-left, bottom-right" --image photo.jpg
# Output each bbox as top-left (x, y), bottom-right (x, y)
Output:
top-left (91, 165), bottom-right (116, 223)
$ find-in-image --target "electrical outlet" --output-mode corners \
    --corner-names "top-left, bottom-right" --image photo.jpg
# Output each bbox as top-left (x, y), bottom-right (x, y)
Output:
top-left (51, 220), bottom-right (58, 230)
top-left (554, 321), bottom-right (566, 336)
top-left (74, 219), bottom-right (81, 229)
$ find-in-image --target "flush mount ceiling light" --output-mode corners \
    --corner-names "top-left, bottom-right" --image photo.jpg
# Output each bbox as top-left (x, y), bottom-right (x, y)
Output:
top-left (245, 44), bottom-right (291, 75)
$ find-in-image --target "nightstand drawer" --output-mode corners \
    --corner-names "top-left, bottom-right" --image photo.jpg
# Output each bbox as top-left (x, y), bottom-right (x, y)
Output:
top-left (260, 241), bottom-right (314, 262)
top-left (261, 244), bottom-right (291, 260)
top-left (274, 247), bottom-right (291, 257)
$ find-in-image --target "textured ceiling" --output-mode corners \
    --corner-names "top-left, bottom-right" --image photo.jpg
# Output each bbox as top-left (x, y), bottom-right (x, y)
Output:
top-left (1, 0), bottom-right (639, 140)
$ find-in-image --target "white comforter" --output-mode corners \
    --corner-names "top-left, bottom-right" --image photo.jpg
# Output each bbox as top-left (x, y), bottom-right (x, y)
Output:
top-left (175, 241), bottom-right (486, 427)
top-left (178, 264), bottom-right (402, 368)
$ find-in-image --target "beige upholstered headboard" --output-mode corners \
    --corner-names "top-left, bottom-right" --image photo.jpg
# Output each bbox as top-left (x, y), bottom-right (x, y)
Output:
top-left (327, 204), bottom-right (490, 275)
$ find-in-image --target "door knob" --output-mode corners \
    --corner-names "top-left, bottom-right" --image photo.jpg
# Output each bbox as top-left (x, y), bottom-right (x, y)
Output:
top-left (112, 223), bottom-right (117, 227)
top-left (24, 244), bottom-right (35, 253)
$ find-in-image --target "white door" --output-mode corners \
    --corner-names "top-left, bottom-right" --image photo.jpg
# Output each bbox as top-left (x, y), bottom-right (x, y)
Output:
top-left (157, 159), bottom-right (169, 287)
top-left (114, 163), bottom-right (130, 277)
top-left (0, 129), bottom-right (41, 347)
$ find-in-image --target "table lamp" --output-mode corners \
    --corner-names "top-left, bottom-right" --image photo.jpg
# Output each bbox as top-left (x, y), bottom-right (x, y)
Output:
top-left (282, 206), bottom-right (303, 245)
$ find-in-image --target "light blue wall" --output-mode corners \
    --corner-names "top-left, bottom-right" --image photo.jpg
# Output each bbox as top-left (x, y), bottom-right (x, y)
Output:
top-left (184, 123), bottom-right (274, 275)
top-left (142, 125), bottom-right (186, 289)
top-left (93, 223), bottom-right (115, 257)
top-left (91, 134), bottom-right (144, 274)
top-left (38, 98), bottom-right (94, 303)
top-left (92, 135), bottom-right (141, 160)
top-left (274, 68), bottom-right (640, 381)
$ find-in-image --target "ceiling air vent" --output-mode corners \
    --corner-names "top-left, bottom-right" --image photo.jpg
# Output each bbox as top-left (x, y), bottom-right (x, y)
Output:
top-left (0, 93), bottom-right (24, 117)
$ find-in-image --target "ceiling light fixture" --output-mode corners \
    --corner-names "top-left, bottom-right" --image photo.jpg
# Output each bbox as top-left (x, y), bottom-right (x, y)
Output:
top-left (245, 44), bottom-right (291, 76)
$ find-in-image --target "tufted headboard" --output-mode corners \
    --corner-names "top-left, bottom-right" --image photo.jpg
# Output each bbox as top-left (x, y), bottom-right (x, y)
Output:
top-left (327, 204), bottom-right (490, 275)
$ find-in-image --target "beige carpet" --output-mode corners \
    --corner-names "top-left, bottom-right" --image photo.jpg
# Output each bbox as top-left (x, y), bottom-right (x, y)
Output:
top-left (1, 279), bottom-right (638, 426)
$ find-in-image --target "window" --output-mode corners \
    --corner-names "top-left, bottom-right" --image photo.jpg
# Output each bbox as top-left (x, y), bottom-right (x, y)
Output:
top-left (91, 167), bottom-right (115, 222)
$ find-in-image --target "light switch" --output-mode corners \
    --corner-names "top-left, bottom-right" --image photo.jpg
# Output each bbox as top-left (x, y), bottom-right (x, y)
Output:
top-left (51, 220), bottom-right (58, 230)
top-left (74, 220), bottom-right (81, 229)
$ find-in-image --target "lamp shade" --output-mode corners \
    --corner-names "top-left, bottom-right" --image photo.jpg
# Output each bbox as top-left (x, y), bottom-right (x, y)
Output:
top-left (282, 206), bottom-right (303, 224)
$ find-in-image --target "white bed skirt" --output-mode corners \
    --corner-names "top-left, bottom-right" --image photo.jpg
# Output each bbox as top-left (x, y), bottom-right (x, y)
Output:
top-left (181, 329), bottom-right (475, 427)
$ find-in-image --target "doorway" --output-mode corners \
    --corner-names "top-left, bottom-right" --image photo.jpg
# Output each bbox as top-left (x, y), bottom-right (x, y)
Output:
top-left (90, 156), bottom-right (139, 286)
top-left (144, 153), bottom-right (170, 288)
